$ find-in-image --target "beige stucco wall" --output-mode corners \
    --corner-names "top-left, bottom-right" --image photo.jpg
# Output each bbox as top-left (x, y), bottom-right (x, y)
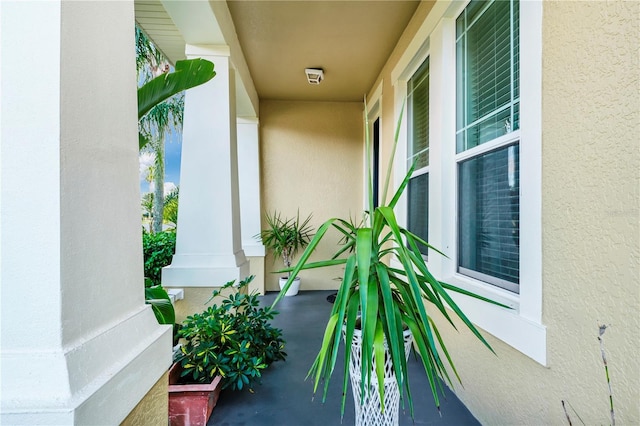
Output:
top-left (259, 100), bottom-right (364, 292)
top-left (120, 372), bottom-right (168, 426)
top-left (174, 286), bottom-right (240, 324)
top-left (248, 255), bottom-right (266, 295)
top-left (539, 1), bottom-right (639, 422)
top-left (368, 0), bottom-right (639, 424)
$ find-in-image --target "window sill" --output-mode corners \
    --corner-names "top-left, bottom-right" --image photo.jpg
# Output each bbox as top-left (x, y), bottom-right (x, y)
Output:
top-left (391, 257), bottom-right (546, 365)
top-left (443, 273), bottom-right (547, 366)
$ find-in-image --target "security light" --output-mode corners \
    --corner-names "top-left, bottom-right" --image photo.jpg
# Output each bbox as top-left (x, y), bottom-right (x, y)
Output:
top-left (305, 68), bottom-right (324, 85)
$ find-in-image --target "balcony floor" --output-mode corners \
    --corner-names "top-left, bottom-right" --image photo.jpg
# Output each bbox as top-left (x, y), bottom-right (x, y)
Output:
top-left (209, 290), bottom-right (479, 425)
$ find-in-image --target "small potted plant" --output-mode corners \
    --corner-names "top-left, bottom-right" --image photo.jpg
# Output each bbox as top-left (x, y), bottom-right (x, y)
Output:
top-left (256, 210), bottom-right (314, 296)
top-left (169, 276), bottom-right (287, 426)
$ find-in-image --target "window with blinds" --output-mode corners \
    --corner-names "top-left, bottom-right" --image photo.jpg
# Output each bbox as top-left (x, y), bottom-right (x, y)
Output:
top-left (456, 0), bottom-right (519, 153)
top-left (456, 0), bottom-right (520, 292)
top-left (407, 58), bottom-right (429, 256)
top-left (458, 144), bottom-right (520, 292)
top-left (408, 59), bottom-right (430, 169)
top-left (408, 172), bottom-right (429, 255)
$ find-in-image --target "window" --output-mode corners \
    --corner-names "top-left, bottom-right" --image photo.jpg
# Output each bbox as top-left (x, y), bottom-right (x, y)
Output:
top-left (392, 0), bottom-right (543, 364)
top-left (456, 0), bottom-right (520, 152)
top-left (456, 0), bottom-right (520, 292)
top-left (407, 58), bottom-right (430, 255)
top-left (373, 118), bottom-right (380, 209)
top-left (458, 144), bottom-right (519, 292)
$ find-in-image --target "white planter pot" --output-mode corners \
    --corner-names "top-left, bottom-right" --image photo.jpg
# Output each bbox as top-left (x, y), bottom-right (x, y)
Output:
top-left (346, 327), bottom-right (413, 426)
top-left (278, 276), bottom-right (300, 296)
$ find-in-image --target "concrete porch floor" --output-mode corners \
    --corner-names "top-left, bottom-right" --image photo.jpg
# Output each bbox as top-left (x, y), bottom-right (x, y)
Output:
top-left (209, 290), bottom-right (480, 426)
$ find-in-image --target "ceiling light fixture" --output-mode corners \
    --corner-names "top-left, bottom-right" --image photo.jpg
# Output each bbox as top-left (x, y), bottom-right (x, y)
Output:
top-left (305, 68), bottom-right (324, 85)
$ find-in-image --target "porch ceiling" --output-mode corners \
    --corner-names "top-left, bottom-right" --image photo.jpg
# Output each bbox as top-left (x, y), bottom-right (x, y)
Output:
top-left (135, 1), bottom-right (420, 104)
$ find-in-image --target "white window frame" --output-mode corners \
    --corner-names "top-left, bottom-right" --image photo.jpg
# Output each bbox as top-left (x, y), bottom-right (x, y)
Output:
top-left (391, 0), bottom-right (545, 365)
top-left (406, 55), bottom-right (431, 257)
top-left (365, 82), bottom-right (383, 210)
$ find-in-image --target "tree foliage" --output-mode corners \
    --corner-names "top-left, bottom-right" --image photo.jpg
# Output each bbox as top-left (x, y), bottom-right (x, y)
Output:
top-left (136, 26), bottom-right (214, 233)
top-left (142, 231), bottom-right (176, 287)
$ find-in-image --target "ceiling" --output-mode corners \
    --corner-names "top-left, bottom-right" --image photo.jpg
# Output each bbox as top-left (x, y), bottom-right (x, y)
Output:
top-left (226, 1), bottom-right (420, 102)
top-left (136, 1), bottom-right (420, 104)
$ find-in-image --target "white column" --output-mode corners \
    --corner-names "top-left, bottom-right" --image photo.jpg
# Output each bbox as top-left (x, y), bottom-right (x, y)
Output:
top-left (237, 118), bottom-right (265, 257)
top-left (237, 118), bottom-right (266, 294)
top-left (0, 1), bottom-right (171, 424)
top-left (163, 45), bottom-right (249, 287)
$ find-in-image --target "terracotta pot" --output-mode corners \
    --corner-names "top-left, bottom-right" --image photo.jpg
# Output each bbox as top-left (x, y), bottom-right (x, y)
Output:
top-left (168, 363), bottom-right (223, 426)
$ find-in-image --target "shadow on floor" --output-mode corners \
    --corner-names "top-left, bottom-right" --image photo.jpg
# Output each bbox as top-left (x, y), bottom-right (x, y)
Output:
top-left (208, 290), bottom-right (479, 426)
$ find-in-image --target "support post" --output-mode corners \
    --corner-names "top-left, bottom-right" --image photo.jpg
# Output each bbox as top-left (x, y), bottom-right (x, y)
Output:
top-left (162, 45), bottom-right (249, 287)
top-left (237, 117), bottom-right (266, 294)
top-left (1, 2), bottom-right (171, 423)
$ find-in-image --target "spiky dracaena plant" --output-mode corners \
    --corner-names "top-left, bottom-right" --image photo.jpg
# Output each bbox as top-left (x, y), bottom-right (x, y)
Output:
top-left (273, 101), bottom-right (507, 419)
top-left (257, 211), bottom-right (314, 279)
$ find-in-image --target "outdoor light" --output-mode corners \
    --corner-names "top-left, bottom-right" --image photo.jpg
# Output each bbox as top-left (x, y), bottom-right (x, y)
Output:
top-left (305, 68), bottom-right (324, 85)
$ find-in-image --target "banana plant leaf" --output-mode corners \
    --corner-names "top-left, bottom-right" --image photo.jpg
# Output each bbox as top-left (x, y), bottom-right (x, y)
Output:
top-left (145, 285), bottom-right (176, 325)
top-left (137, 58), bottom-right (215, 150)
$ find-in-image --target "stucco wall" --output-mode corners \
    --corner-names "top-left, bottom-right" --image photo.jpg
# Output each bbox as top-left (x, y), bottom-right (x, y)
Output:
top-left (448, 2), bottom-right (639, 424)
top-left (539, 1), bottom-right (639, 422)
top-left (174, 287), bottom-right (241, 324)
top-left (259, 100), bottom-right (364, 292)
top-left (120, 372), bottom-right (168, 426)
top-left (368, 0), bottom-right (639, 424)
top-left (248, 255), bottom-right (266, 295)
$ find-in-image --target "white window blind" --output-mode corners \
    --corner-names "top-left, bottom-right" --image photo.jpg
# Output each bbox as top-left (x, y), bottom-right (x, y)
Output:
top-left (456, 0), bottom-right (520, 153)
top-left (407, 58), bottom-right (430, 255)
top-left (408, 59), bottom-right (430, 169)
top-left (458, 144), bottom-right (520, 292)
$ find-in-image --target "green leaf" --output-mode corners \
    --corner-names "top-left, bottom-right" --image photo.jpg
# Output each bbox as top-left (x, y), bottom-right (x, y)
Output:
top-left (373, 321), bottom-right (386, 412)
top-left (145, 285), bottom-right (171, 301)
top-left (376, 263), bottom-right (404, 388)
top-left (138, 58), bottom-right (215, 121)
top-left (148, 299), bottom-right (175, 324)
top-left (144, 285), bottom-right (175, 324)
top-left (137, 58), bottom-right (215, 150)
top-left (356, 227), bottom-right (373, 346)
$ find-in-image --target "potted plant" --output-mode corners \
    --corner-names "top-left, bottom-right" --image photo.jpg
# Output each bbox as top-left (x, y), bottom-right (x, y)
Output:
top-left (169, 276), bottom-right (287, 426)
top-left (256, 210), bottom-right (314, 296)
top-left (275, 102), bottom-right (507, 425)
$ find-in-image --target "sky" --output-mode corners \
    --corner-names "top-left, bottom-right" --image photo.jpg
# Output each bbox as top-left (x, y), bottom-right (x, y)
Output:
top-left (139, 131), bottom-right (182, 195)
top-left (164, 132), bottom-right (182, 188)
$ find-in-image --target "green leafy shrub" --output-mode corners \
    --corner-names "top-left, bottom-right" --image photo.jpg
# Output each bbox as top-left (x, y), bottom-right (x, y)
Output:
top-left (176, 276), bottom-right (287, 391)
top-left (142, 231), bottom-right (176, 286)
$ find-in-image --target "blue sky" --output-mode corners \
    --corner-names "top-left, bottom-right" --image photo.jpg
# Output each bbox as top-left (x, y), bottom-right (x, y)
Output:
top-left (164, 132), bottom-right (182, 187)
top-left (139, 131), bottom-right (182, 194)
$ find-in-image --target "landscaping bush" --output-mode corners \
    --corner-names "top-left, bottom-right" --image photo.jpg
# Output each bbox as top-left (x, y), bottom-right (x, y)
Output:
top-left (176, 276), bottom-right (287, 391)
top-left (142, 231), bottom-right (176, 286)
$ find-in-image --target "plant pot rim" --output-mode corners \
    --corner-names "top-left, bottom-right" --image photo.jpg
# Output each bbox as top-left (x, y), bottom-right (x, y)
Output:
top-left (168, 362), bottom-right (222, 393)
top-left (279, 276), bottom-right (300, 281)
top-left (348, 327), bottom-right (412, 339)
